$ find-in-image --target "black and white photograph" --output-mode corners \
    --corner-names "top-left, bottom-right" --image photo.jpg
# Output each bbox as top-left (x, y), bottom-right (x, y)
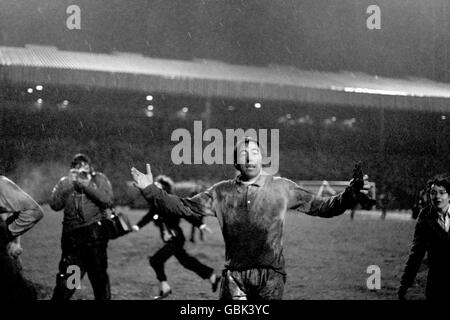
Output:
top-left (1, 0), bottom-right (449, 309)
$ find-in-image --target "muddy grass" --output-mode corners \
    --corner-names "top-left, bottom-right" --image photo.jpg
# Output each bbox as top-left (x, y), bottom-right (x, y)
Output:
top-left (20, 206), bottom-right (426, 300)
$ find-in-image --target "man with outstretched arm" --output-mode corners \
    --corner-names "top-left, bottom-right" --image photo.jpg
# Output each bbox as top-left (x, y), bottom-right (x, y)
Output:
top-left (131, 137), bottom-right (370, 300)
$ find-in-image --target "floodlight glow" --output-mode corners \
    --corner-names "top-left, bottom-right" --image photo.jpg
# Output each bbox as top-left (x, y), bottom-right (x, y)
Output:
top-left (343, 87), bottom-right (409, 96)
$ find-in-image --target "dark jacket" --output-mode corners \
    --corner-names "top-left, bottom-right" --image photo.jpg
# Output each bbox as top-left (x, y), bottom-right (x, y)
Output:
top-left (50, 172), bottom-right (114, 233)
top-left (137, 209), bottom-right (203, 243)
top-left (400, 205), bottom-right (450, 300)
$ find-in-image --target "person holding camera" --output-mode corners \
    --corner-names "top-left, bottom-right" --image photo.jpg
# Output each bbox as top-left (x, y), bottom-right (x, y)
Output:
top-left (50, 153), bottom-right (114, 300)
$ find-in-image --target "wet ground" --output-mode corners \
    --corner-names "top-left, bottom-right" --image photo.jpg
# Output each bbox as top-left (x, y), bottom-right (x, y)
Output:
top-left (20, 206), bottom-right (426, 300)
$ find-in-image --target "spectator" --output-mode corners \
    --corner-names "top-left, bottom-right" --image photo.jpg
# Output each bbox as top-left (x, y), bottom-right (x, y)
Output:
top-left (398, 174), bottom-right (450, 300)
top-left (50, 153), bottom-right (114, 300)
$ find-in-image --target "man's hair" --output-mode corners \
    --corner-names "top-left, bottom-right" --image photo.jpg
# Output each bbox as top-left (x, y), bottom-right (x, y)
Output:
top-left (70, 153), bottom-right (92, 169)
top-left (430, 173), bottom-right (450, 193)
top-left (155, 175), bottom-right (174, 194)
top-left (233, 136), bottom-right (265, 166)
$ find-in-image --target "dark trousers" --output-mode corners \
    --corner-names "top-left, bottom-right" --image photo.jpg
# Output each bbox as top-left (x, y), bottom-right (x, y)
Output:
top-left (0, 222), bottom-right (36, 301)
top-left (220, 268), bottom-right (286, 300)
top-left (52, 230), bottom-right (110, 300)
top-left (149, 235), bottom-right (213, 282)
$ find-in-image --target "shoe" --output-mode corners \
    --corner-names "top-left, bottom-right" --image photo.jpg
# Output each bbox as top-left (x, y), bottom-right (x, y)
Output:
top-left (211, 276), bottom-right (221, 293)
top-left (153, 289), bottom-right (172, 300)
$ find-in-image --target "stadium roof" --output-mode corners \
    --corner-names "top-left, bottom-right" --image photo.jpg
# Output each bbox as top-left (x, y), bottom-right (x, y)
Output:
top-left (1, 44), bottom-right (450, 112)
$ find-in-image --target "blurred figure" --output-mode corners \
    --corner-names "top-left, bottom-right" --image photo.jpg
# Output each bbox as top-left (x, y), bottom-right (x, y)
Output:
top-left (132, 175), bottom-right (220, 300)
top-left (50, 154), bottom-right (114, 300)
top-left (377, 187), bottom-right (391, 220)
top-left (188, 184), bottom-right (206, 243)
top-left (317, 180), bottom-right (337, 197)
top-left (0, 175), bottom-right (44, 300)
top-left (412, 185), bottom-right (430, 220)
top-left (377, 192), bottom-right (388, 220)
top-left (189, 217), bottom-right (205, 243)
top-left (350, 174), bottom-right (375, 220)
top-left (398, 174), bottom-right (450, 300)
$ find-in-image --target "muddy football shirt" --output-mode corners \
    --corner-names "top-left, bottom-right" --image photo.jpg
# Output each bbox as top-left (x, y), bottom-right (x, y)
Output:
top-left (142, 174), bottom-right (353, 274)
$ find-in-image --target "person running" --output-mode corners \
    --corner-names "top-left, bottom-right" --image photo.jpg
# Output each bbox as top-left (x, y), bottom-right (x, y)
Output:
top-left (132, 175), bottom-right (220, 299)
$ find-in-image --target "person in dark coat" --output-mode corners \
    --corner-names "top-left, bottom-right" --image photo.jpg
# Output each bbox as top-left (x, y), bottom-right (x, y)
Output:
top-left (50, 153), bottom-right (114, 300)
top-left (398, 174), bottom-right (450, 300)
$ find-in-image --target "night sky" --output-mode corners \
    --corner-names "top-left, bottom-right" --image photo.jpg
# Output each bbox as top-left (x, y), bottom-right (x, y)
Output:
top-left (0, 0), bottom-right (448, 82)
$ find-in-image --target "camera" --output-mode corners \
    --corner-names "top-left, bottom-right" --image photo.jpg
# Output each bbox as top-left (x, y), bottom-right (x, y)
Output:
top-left (70, 168), bottom-right (90, 180)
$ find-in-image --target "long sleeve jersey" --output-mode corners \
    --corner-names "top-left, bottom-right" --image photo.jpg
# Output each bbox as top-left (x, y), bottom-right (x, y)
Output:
top-left (141, 173), bottom-right (356, 274)
top-left (0, 176), bottom-right (44, 241)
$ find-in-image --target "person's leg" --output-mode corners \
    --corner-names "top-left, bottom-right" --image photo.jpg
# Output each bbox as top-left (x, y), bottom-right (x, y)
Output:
top-left (149, 241), bottom-right (178, 298)
top-left (219, 270), bottom-right (247, 300)
top-left (174, 245), bottom-right (214, 280)
top-left (255, 268), bottom-right (286, 300)
top-left (173, 243), bottom-right (221, 292)
top-left (51, 251), bottom-right (85, 300)
top-left (85, 242), bottom-right (111, 300)
top-left (0, 222), bottom-right (37, 301)
top-left (149, 241), bottom-right (178, 282)
top-left (0, 245), bottom-right (37, 300)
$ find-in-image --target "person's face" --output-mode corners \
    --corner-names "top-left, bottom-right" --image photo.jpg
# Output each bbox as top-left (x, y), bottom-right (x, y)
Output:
top-left (430, 184), bottom-right (449, 212)
top-left (74, 162), bottom-right (91, 180)
top-left (236, 141), bottom-right (262, 180)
